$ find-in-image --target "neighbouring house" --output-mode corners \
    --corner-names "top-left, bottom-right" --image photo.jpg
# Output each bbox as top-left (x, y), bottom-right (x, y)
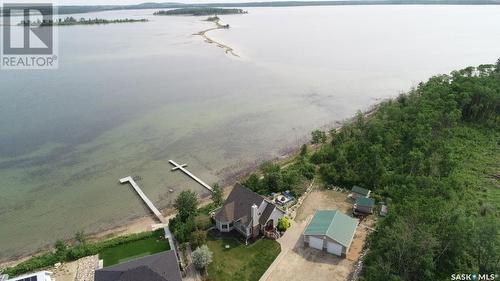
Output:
top-left (5, 271), bottom-right (53, 281)
top-left (214, 183), bottom-right (286, 239)
top-left (94, 250), bottom-right (181, 281)
top-left (350, 185), bottom-right (371, 200)
top-left (354, 197), bottom-right (375, 214)
top-left (303, 210), bottom-right (358, 257)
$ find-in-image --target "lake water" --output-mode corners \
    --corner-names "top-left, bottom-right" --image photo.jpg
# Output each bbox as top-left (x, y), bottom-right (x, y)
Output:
top-left (1, 5), bottom-right (499, 259)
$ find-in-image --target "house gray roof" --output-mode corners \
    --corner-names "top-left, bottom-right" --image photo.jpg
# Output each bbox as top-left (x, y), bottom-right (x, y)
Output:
top-left (214, 183), bottom-right (264, 224)
top-left (94, 250), bottom-right (181, 281)
top-left (303, 210), bottom-right (358, 248)
top-left (259, 203), bottom-right (276, 225)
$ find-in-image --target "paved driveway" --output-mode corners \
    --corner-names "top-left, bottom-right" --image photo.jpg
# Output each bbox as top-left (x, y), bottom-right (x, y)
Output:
top-left (259, 219), bottom-right (306, 281)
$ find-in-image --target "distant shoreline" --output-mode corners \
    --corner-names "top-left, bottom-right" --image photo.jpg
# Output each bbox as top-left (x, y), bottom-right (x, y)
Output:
top-left (2, 1), bottom-right (500, 16)
top-left (154, 7), bottom-right (247, 16)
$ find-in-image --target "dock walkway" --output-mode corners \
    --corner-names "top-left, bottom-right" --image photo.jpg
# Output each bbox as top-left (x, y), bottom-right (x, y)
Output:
top-left (120, 176), bottom-right (165, 223)
top-left (119, 176), bottom-right (176, 255)
top-left (169, 160), bottom-right (213, 192)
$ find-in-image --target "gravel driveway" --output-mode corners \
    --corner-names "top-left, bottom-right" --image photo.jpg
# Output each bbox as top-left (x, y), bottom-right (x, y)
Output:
top-left (260, 188), bottom-right (359, 281)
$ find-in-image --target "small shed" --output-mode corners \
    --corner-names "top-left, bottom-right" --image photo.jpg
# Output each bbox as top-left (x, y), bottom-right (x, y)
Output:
top-left (303, 210), bottom-right (358, 257)
top-left (380, 205), bottom-right (388, 217)
top-left (351, 186), bottom-right (371, 199)
top-left (354, 197), bottom-right (375, 214)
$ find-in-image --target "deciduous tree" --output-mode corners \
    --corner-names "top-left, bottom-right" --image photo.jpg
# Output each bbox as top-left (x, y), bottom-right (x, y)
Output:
top-left (174, 190), bottom-right (198, 222)
top-left (211, 183), bottom-right (223, 207)
top-left (192, 245), bottom-right (213, 271)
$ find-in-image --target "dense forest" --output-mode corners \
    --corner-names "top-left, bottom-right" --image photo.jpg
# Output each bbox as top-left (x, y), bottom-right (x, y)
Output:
top-left (154, 8), bottom-right (247, 16)
top-left (310, 61), bottom-right (499, 280)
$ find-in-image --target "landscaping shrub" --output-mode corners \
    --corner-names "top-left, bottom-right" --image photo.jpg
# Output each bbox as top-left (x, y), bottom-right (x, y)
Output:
top-left (195, 214), bottom-right (213, 230)
top-left (190, 230), bottom-right (208, 249)
top-left (277, 217), bottom-right (291, 232)
top-left (170, 215), bottom-right (196, 244)
top-left (192, 245), bottom-right (213, 270)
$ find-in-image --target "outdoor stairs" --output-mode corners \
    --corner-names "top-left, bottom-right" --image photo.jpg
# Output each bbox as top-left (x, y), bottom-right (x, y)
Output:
top-left (264, 230), bottom-right (280, 240)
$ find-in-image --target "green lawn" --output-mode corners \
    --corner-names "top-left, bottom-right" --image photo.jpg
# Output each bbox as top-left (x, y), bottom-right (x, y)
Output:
top-left (207, 235), bottom-right (281, 281)
top-left (99, 236), bottom-right (170, 267)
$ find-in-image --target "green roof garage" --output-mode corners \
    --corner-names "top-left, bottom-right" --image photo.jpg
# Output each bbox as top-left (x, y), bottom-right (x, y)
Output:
top-left (303, 210), bottom-right (358, 257)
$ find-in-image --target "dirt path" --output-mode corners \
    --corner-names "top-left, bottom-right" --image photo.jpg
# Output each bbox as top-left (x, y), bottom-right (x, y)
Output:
top-left (182, 245), bottom-right (203, 281)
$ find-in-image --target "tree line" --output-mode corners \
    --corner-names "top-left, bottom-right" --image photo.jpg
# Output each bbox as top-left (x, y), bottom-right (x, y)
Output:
top-left (311, 60), bottom-right (499, 280)
top-left (154, 8), bottom-right (247, 16)
top-left (19, 17), bottom-right (147, 26)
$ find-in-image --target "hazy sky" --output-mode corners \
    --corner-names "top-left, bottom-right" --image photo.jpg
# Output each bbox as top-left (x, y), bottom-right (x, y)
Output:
top-left (10, 0), bottom-right (349, 6)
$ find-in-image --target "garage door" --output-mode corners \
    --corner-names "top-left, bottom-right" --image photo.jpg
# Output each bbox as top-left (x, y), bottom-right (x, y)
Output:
top-left (326, 241), bottom-right (343, 256)
top-left (309, 236), bottom-right (323, 250)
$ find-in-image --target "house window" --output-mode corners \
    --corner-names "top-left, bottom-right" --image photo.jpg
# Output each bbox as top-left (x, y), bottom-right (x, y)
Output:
top-left (221, 224), bottom-right (228, 229)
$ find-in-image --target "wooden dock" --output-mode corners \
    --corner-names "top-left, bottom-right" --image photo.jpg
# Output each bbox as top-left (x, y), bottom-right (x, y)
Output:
top-left (119, 176), bottom-right (177, 255)
top-left (169, 160), bottom-right (213, 192)
top-left (120, 176), bottom-right (165, 223)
